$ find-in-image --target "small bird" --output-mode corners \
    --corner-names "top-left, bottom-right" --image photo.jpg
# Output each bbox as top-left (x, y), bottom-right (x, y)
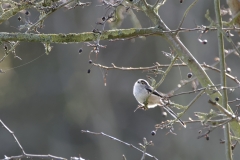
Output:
top-left (133, 79), bottom-right (186, 128)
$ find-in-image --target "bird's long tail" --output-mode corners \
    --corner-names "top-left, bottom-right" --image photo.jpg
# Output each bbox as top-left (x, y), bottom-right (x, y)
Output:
top-left (163, 106), bottom-right (186, 128)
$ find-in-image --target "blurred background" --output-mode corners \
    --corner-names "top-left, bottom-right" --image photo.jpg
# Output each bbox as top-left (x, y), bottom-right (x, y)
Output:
top-left (0, 0), bottom-right (240, 159)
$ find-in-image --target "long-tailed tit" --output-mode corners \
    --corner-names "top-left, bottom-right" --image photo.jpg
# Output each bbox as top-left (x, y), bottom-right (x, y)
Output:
top-left (133, 79), bottom-right (186, 128)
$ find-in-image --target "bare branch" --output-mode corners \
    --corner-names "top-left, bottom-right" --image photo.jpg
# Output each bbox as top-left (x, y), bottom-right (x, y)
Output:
top-left (92, 62), bottom-right (186, 71)
top-left (2, 154), bottom-right (67, 160)
top-left (0, 0), bottom-right (83, 63)
top-left (177, 0), bottom-right (199, 30)
top-left (81, 130), bottom-right (158, 160)
top-left (197, 118), bottom-right (232, 139)
top-left (0, 119), bottom-right (67, 160)
top-left (0, 119), bottom-right (26, 155)
top-left (202, 63), bottom-right (240, 84)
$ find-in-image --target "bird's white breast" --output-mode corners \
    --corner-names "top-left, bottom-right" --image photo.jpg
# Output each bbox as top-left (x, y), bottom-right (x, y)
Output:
top-left (133, 82), bottom-right (147, 103)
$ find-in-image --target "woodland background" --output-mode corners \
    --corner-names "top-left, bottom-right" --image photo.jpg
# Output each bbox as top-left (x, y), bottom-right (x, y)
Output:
top-left (0, 0), bottom-right (240, 159)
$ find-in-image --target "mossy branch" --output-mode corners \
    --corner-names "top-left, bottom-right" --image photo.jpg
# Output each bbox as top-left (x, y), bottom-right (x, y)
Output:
top-left (0, 27), bottom-right (163, 43)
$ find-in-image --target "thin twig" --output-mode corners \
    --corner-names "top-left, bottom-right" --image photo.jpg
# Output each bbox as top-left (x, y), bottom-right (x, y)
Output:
top-left (155, 55), bottom-right (179, 89)
top-left (1, 154), bottom-right (67, 160)
top-left (231, 135), bottom-right (240, 143)
top-left (92, 59), bottom-right (239, 85)
top-left (228, 98), bottom-right (240, 103)
top-left (81, 130), bottom-right (158, 160)
top-left (186, 118), bottom-right (232, 124)
top-left (172, 49), bottom-right (239, 94)
top-left (181, 90), bottom-right (205, 116)
top-left (122, 155), bottom-right (127, 160)
top-left (0, 0), bottom-right (81, 63)
top-left (202, 63), bottom-right (240, 84)
top-left (92, 62), bottom-right (186, 70)
top-left (169, 86), bottom-right (212, 98)
top-left (197, 118), bottom-right (232, 139)
top-left (140, 138), bottom-right (147, 160)
top-left (0, 119), bottom-right (26, 154)
top-left (142, 55), bottom-right (179, 108)
top-left (0, 119), bottom-right (67, 160)
top-left (152, 0), bottom-right (160, 9)
top-left (164, 90), bottom-right (205, 128)
top-left (177, 0), bottom-right (199, 30)
top-left (208, 100), bottom-right (235, 119)
top-left (205, 10), bottom-right (240, 57)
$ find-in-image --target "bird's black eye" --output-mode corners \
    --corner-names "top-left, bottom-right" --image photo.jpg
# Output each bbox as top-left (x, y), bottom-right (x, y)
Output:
top-left (141, 81), bottom-right (145, 85)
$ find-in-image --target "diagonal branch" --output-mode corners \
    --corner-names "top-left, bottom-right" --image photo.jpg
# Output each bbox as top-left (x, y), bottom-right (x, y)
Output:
top-left (127, 0), bottom-right (240, 136)
top-left (177, 0), bottom-right (199, 30)
top-left (0, 119), bottom-right (26, 155)
top-left (0, 119), bottom-right (67, 160)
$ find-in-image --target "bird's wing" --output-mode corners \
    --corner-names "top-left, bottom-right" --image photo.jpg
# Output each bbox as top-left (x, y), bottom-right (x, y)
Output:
top-left (145, 86), bottom-right (163, 97)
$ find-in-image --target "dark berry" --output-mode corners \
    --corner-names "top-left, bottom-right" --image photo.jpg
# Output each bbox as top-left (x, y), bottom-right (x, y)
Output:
top-left (187, 72), bottom-right (193, 78)
top-left (102, 17), bottom-right (106, 21)
top-left (87, 69), bottom-right (91, 73)
top-left (215, 97), bottom-right (219, 101)
top-left (151, 131), bottom-right (156, 136)
top-left (25, 10), bottom-right (30, 16)
top-left (18, 16), bottom-right (21, 21)
top-left (4, 45), bottom-right (7, 51)
top-left (89, 60), bottom-right (92, 64)
top-left (206, 135), bottom-right (209, 140)
top-left (79, 48), bottom-right (83, 53)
